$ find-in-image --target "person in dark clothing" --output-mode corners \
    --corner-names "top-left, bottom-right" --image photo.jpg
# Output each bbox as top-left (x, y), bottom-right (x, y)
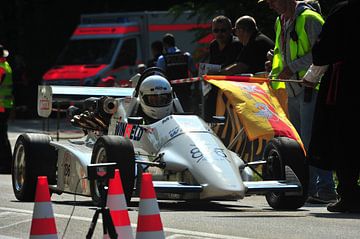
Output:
top-left (221, 16), bottom-right (274, 75)
top-left (209, 15), bottom-right (243, 68)
top-left (0, 44), bottom-right (13, 174)
top-left (147, 40), bottom-right (163, 68)
top-left (205, 16), bottom-right (243, 120)
top-left (302, 1), bottom-right (358, 212)
top-left (156, 33), bottom-right (197, 112)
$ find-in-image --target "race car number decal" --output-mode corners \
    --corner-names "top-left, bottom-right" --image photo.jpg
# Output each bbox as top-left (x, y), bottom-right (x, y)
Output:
top-left (114, 122), bottom-right (144, 141)
top-left (190, 146), bottom-right (205, 163)
top-left (189, 144), bottom-right (228, 163)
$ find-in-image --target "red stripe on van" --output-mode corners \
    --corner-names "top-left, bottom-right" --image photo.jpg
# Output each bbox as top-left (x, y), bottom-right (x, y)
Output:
top-left (149, 23), bottom-right (210, 31)
top-left (74, 26), bottom-right (140, 35)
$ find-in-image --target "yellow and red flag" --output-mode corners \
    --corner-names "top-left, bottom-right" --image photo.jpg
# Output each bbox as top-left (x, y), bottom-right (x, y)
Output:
top-left (206, 76), bottom-right (304, 157)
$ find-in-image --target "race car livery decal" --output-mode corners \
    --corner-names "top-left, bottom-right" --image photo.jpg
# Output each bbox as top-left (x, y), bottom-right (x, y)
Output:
top-left (169, 126), bottom-right (180, 138)
top-left (189, 144), bottom-right (228, 164)
top-left (63, 151), bottom-right (72, 187)
top-left (114, 121), bottom-right (144, 141)
top-left (161, 115), bottom-right (172, 124)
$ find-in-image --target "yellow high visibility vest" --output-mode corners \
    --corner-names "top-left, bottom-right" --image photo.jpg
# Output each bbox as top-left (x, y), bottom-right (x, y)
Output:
top-left (271, 9), bottom-right (324, 90)
top-left (0, 60), bottom-right (13, 109)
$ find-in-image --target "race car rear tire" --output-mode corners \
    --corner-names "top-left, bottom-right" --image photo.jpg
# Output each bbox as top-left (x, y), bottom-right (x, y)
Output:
top-left (12, 133), bottom-right (57, 202)
top-left (90, 136), bottom-right (135, 205)
top-left (262, 137), bottom-right (309, 210)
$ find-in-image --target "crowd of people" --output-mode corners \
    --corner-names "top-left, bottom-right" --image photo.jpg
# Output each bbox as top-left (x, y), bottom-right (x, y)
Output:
top-left (135, 0), bottom-right (354, 213)
top-left (1, 0), bottom-right (355, 213)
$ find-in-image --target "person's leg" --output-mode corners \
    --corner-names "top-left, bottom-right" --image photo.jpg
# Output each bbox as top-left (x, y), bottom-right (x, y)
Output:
top-left (327, 164), bottom-right (360, 212)
top-left (0, 109), bottom-right (12, 174)
top-left (287, 95), bottom-right (301, 136)
top-left (336, 165), bottom-right (360, 200)
top-left (315, 168), bottom-right (336, 200)
top-left (308, 165), bottom-right (319, 197)
top-left (299, 89), bottom-right (316, 149)
top-left (301, 90), bottom-right (336, 201)
top-left (288, 92), bottom-right (319, 197)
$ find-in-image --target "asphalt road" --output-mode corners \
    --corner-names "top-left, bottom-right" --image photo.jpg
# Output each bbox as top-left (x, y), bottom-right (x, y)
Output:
top-left (2, 118), bottom-right (360, 239)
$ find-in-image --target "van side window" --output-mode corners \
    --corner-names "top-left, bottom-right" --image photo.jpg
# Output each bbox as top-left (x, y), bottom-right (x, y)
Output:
top-left (114, 38), bottom-right (137, 68)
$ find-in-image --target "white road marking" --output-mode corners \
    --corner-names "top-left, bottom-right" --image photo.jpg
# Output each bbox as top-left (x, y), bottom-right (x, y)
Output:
top-left (0, 207), bottom-right (250, 239)
top-left (166, 234), bottom-right (213, 239)
top-left (0, 219), bottom-right (32, 229)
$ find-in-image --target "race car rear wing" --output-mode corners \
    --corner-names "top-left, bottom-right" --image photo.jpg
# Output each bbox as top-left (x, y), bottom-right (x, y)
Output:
top-left (38, 85), bottom-right (134, 118)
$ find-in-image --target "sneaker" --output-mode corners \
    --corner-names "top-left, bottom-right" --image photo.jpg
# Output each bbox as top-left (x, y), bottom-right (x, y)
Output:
top-left (307, 193), bottom-right (337, 204)
top-left (327, 199), bottom-right (360, 213)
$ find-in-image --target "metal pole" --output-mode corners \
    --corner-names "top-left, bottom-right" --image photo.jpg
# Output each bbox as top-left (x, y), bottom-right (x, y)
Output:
top-left (56, 101), bottom-right (60, 141)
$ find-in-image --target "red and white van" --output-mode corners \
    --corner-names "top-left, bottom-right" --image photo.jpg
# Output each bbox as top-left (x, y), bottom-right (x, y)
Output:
top-left (42, 11), bottom-right (212, 87)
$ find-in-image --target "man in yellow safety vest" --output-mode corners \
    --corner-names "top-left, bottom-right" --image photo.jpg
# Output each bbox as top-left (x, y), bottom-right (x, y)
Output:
top-left (0, 44), bottom-right (13, 174)
top-left (262, 0), bottom-right (337, 204)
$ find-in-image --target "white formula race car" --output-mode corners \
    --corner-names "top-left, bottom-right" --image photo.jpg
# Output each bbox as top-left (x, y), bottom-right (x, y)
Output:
top-left (12, 68), bottom-right (308, 210)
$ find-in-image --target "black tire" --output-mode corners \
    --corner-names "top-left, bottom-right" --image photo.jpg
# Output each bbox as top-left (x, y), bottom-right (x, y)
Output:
top-left (90, 136), bottom-right (135, 205)
top-left (12, 133), bottom-right (57, 202)
top-left (262, 137), bottom-right (309, 210)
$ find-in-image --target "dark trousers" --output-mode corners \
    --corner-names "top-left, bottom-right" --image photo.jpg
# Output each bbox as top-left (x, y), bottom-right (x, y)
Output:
top-left (336, 163), bottom-right (360, 201)
top-left (0, 108), bottom-right (12, 170)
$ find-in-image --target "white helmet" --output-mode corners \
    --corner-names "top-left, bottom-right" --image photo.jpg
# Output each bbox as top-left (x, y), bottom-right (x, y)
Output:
top-left (139, 75), bottom-right (173, 120)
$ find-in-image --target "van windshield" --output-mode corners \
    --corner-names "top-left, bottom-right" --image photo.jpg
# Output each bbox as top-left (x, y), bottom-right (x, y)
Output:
top-left (56, 38), bottom-right (119, 65)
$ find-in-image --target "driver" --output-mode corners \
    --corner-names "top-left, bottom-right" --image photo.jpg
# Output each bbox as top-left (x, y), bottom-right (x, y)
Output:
top-left (137, 75), bottom-right (173, 124)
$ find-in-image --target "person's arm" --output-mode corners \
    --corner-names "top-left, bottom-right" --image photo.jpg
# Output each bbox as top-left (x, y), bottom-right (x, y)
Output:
top-left (221, 62), bottom-right (249, 75)
top-left (302, 64), bottom-right (328, 87)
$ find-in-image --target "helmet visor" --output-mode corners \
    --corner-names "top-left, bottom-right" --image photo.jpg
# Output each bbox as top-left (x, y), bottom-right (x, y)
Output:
top-left (143, 93), bottom-right (172, 107)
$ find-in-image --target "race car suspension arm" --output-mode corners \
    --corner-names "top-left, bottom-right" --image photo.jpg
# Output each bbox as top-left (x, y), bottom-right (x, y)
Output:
top-left (240, 160), bottom-right (267, 179)
top-left (135, 153), bottom-right (166, 170)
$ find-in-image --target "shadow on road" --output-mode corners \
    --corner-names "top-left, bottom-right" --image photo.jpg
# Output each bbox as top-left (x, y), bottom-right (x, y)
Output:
top-left (310, 212), bottom-right (360, 219)
top-left (128, 200), bottom-right (252, 212)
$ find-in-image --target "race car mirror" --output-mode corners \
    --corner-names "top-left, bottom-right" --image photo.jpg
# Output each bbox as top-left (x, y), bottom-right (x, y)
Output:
top-left (87, 162), bottom-right (117, 181)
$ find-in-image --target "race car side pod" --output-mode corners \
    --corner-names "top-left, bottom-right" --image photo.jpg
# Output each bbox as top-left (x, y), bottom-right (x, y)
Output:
top-left (203, 75), bottom-right (303, 83)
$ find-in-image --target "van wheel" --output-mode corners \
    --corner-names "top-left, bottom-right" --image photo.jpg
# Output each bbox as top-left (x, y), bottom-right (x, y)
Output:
top-left (90, 136), bottom-right (135, 205)
top-left (262, 137), bottom-right (309, 210)
top-left (12, 133), bottom-right (57, 202)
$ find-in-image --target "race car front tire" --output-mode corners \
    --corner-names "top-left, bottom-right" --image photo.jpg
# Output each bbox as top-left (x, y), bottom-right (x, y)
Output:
top-left (262, 137), bottom-right (309, 210)
top-left (90, 136), bottom-right (135, 205)
top-left (12, 133), bottom-right (57, 202)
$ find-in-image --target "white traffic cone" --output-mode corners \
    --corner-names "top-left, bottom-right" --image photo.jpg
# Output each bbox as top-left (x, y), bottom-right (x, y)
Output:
top-left (30, 176), bottom-right (58, 239)
top-left (136, 173), bottom-right (165, 239)
top-left (104, 169), bottom-right (134, 239)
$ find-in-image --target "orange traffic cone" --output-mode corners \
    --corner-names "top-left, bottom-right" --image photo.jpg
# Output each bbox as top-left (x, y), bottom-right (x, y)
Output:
top-left (136, 173), bottom-right (165, 239)
top-left (104, 169), bottom-right (134, 239)
top-left (30, 176), bottom-right (58, 239)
